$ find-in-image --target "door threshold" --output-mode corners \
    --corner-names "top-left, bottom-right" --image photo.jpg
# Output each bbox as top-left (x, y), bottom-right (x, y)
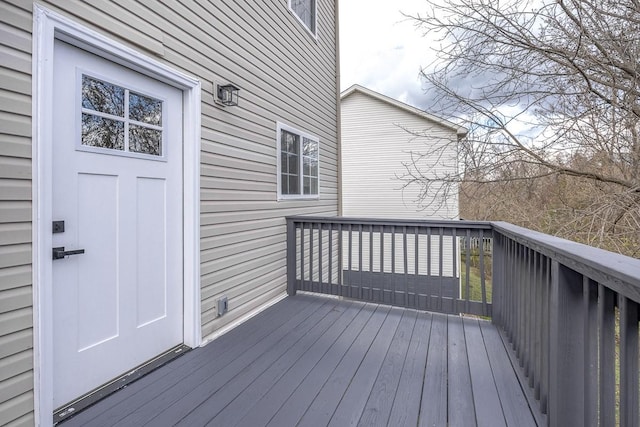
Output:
top-left (53, 344), bottom-right (190, 424)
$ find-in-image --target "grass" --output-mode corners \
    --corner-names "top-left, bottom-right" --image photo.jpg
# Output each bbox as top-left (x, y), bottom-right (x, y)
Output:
top-left (460, 262), bottom-right (492, 303)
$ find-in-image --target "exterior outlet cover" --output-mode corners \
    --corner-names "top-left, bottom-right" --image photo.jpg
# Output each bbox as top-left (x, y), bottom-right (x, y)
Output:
top-left (217, 296), bottom-right (228, 316)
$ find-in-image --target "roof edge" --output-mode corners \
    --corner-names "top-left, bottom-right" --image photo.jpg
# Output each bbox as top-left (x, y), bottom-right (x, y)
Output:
top-left (340, 84), bottom-right (467, 136)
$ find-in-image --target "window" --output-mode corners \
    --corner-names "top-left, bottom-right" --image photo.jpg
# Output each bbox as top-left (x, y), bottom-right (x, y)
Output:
top-left (289, 0), bottom-right (316, 36)
top-left (80, 74), bottom-right (164, 158)
top-left (277, 122), bottom-right (319, 199)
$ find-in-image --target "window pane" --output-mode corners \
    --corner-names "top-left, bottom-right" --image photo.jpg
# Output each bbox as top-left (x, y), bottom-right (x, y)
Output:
top-left (82, 113), bottom-right (124, 150)
top-left (129, 92), bottom-right (162, 126)
top-left (291, 0), bottom-right (315, 33)
top-left (82, 75), bottom-right (125, 117)
top-left (289, 154), bottom-right (299, 175)
top-left (129, 125), bottom-right (161, 156)
top-left (288, 175), bottom-right (299, 194)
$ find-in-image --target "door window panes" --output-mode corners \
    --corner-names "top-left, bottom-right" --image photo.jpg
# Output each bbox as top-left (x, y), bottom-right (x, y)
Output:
top-left (81, 75), bottom-right (164, 157)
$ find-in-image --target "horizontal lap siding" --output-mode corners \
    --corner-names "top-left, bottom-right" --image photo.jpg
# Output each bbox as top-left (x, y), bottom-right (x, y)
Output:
top-left (341, 91), bottom-right (458, 220)
top-left (0, 0), bottom-right (338, 422)
top-left (0, 1), bottom-right (34, 425)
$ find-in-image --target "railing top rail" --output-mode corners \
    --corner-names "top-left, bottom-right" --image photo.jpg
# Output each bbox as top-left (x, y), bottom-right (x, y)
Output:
top-left (286, 215), bottom-right (493, 230)
top-left (492, 221), bottom-right (640, 302)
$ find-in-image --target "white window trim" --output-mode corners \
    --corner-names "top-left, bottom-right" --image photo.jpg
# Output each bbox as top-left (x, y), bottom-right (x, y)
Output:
top-left (288, 0), bottom-right (318, 39)
top-left (277, 121), bottom-right (320, 200)
top-left (32, 5), bottom-right (201, 425)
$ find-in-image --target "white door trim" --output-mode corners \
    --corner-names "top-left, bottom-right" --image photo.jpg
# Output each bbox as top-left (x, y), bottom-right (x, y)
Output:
top-left (32, 5), bottom-right (201, 425)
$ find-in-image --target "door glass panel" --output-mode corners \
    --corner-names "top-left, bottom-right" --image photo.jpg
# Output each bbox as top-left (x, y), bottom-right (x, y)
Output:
top-left (82, 114), bottom-right (125, 150)
top-left (129, 92), bottom-right (162, 126)
top-left (129, 125), bottom-right (162, 156)
top-left (82, 76), bottom-right (125, 117)
top-left (80, 75), bottom-right (164, 158)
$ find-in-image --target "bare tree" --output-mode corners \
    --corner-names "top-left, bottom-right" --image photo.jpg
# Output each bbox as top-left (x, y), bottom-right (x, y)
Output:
top-left (401, 0), bottom-right (640, 256)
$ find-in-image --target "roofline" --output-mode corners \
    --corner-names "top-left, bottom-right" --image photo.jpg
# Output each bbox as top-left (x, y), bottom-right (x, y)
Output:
top-left (340, 84), bottom-right (468, 137)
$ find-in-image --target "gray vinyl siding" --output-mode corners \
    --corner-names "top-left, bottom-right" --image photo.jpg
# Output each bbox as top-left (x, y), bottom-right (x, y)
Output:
top-left (1, 1), bottom-right (35, 425)
top-left (0, 0), bottom-right (338, 423)
top-left (341, 90), bottom-right (458, 219)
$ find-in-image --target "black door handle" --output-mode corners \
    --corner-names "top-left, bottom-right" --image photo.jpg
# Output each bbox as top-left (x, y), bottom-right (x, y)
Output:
top-left (53, 247), bottom-right (85, 260)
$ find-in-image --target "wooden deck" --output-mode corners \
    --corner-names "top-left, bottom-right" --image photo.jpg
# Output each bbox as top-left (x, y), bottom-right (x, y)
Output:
top-left (60, 294), bottom-right (541, 426)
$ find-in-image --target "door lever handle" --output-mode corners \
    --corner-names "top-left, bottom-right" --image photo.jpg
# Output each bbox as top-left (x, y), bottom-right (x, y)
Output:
top-left (53, 246), bottom-right (85, 260)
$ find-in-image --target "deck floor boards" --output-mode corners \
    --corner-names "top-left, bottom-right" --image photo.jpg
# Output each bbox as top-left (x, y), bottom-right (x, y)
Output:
top-left (61, 294), bottom-right (540, 427)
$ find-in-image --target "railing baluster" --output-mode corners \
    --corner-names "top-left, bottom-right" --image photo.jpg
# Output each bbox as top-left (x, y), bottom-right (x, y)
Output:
top-left (380, 226), bottom-right (384, 303)
top-left (327, 223), bottom-right (332, 294)
top-left (369, 224), bottom-right (373, 301)
top-left (464, 229), bottom-right (470, 314)
top-left (583, 277), bottom-right (597, 427)
top-left (318, 222), bottom-right (323, 294)
top-left (391, 225), bottom-right (396, 306)
top-left (347, 224), bottom-right (353, 298)
top-left (549, 261), bottom-right (585, 426)
top-left (620, 296), bottom-right (639, 427)
top-left (414, 226), bottom-right (419, 309)
top-left (358, 223), bottom-right (363, 300)
top-left (403, 226), bottom-right (408, 308)
top-left (427, 227), bottom-right (432, 310)
top-left (598, 284), bottom-right (615, 426)
top-left (479, 229), bottom-right (487, 316)
top-left (300, 222), bottom-right (305, 291)
top-left (338, 223), bottom-right (343, 288)
top-left (438, 227), bottom-right (444, 313)
top-left (309, 222), bottom-right (314, 292)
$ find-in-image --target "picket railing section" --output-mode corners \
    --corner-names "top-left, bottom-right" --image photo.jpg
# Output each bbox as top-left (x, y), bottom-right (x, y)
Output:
top-left (492, 221), bottom-right (640, 427)
top-left (286, 217), bottom-right (493, 317)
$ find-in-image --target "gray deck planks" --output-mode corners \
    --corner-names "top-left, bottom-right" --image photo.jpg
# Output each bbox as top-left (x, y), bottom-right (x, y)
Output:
top-left (295, 304), bottom-right (393, 427)
top-left (104, 296), bottom-right (332, 426)
top-left (385, 311), bottom-right (432, 427)
top-left (234, 301), bottom-right (367, 427)
top-left (61, 294), bottom-right (542, 427)
top-left (151, 297), bottom-right (340, 426)
top-left (480, 320), bottom-right (538, 427)
top-left (327, 307), bottom-right (405, 427)
top-left (463, 317), bottom-right (507, 427)
top-left (195, 301), bottom-right (360, 426)
top-left (447, 315), bottom-right (476, 427)
top-left (357, 310), bottom-right (418, 427)
top-left (264, 303), bottom-right (379, 427)
top-left (60, 295), bottom-right (317, 427)
top-left (419, 313), bottom-right (448, 427)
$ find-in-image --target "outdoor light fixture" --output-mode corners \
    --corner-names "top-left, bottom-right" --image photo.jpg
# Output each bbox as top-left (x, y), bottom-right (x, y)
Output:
top-left (216, 83), bottom-right (240, 106)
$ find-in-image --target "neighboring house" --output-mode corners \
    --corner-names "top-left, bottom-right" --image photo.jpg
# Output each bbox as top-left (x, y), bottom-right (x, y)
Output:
top-left (340, 84), bottom-right (466, 219)
top-left (0, 1), bottom-right (339, 425)
top-left (340, 85), bottom-right (467, 291)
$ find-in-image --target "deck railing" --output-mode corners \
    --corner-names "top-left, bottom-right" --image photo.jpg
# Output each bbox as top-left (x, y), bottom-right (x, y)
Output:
top-left (286, 216), bottom-right (640, 427)
top-left (286, 216), bottom-right (493, 317)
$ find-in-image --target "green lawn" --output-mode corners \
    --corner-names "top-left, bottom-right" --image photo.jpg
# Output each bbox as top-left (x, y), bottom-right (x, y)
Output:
top-left (460, 263), bottom-right (492, 302)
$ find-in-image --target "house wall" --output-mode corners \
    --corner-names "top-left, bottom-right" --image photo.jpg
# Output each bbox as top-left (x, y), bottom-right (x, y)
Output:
top-left (341, 90), bottom-right (458, 219)
top-left (0, 1), bottom-right (339, 425)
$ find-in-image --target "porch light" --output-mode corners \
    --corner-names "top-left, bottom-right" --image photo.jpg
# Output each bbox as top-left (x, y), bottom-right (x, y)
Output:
top-left (216, 83), bottom-right (240, 106)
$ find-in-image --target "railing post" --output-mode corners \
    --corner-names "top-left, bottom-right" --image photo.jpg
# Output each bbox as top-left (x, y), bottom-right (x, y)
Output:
top-left (286, 218), bottom-right (297, 296)
top-left (491, 230), bottom-right (504, 326)
top-left (549, 260), bottom-right (584, 427)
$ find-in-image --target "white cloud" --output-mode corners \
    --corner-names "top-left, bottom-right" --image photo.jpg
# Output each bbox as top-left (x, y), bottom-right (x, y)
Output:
top-left (339, 0), bottom-right (438, 107)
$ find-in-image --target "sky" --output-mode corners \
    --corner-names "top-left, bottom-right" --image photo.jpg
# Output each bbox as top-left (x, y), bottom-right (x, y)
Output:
top-left (339, 0), bottom-right (438, 110)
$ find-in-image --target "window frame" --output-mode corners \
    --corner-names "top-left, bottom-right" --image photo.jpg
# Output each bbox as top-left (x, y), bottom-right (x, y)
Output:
top-left (277, 122), bottom-right (320, 200)
top-left (288, 0), bottom-right (318, 38)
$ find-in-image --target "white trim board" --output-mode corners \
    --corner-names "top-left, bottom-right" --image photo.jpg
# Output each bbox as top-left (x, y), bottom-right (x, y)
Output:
top-left (32, 5), bottom-right (201, 425)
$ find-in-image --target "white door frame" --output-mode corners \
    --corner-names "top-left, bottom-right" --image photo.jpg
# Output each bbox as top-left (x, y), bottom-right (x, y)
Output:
top-left (32, 5), bottom-right (201, 425)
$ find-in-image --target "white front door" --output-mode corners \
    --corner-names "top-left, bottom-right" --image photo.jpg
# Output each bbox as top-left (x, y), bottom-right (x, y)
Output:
top-left (51, 40), bottom-right (184, 408)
